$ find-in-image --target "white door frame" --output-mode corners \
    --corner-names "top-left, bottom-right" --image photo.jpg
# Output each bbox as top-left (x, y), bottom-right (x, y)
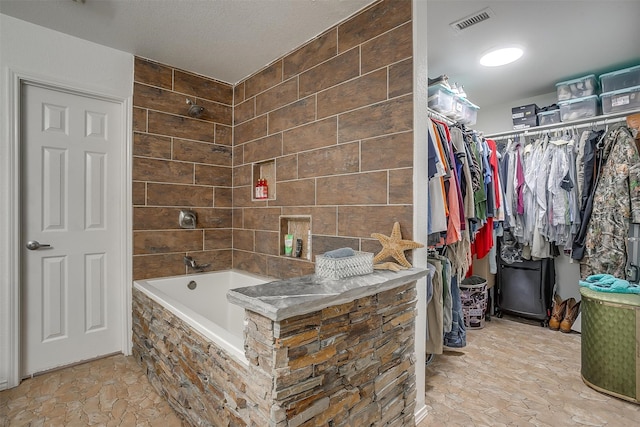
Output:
top-left (5, 69), bottom-right (132, 388)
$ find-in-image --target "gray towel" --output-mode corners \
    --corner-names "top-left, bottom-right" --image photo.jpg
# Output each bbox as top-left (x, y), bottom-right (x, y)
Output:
top-left (323, 247), bottom-right (356, 258)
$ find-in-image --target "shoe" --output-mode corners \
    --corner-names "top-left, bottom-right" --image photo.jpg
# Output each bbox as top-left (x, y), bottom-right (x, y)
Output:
top-left (560, 298), bottom-right (581, 333)
top-left (549, 294), bottom-right (566, 331)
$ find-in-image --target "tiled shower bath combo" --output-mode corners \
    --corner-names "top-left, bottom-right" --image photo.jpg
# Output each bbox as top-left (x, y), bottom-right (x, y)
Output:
top-left (130, 0), bottom-right (420, 424)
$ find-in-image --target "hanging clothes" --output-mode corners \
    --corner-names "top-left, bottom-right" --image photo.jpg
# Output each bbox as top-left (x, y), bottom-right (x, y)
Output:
top-left (504, 137), bottom-right (525, 242)
top-left (522, 140), bottom-right (538, 246)
top-left (545, 137), bottom-right (579, 251)
top-left (580, 124), bottom-right (640, 278)
top-left (451, 127), bottom-right (475, 221)
top-left (427, 119), bottom-right (448, 236)
top-left (486, 139), bottom-right (503, 220)
top-left (433, 119), bottom-right (464, 246)
top-left (426, 258), bottom-right (444, 355)
top-left (443, 276), bottom-right (466, 348)
top-left (572, 129), bottom-right (605, 260)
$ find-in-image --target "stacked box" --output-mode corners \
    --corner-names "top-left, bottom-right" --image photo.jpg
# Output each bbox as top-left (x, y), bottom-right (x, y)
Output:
top-left (558, 95), bottom-right (599, 122)
top-left (600, 65), bottom-right (640, 93)
top-left (428, 83), bottom-right (481, 125)
top-left (457, 97), bottom-right (480, 126)
top-left (512, 104), bottom-right (538, 129)
top-left (427, 84), bottom-right (456, 116)
top-left (599, 65), bottom-right (640, 115)
top-left (556, 74), bottom-right (598, 101)
top-left (600, 86), bottom-right (640, 115)
top-left (537, 109), bottom-right (562, 126)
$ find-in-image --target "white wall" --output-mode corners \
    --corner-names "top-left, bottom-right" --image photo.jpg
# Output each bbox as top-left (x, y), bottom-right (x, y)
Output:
top-left (475, 91), bottom-right (558, 135)
top-left (0, 14), bottom-right (133, 389)
top-left (554, 252), bottom-right (582, 301)
top-left (412, 0), bottom-right (428, 421)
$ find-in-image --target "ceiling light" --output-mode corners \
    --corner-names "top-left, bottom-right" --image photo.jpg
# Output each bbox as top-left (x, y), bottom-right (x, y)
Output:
top-left (480, 47), bottom-right (523, 67)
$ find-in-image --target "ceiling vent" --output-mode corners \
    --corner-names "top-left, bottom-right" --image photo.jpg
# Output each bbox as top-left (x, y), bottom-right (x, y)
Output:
top-left (449, 7), bottom-right (494, 33)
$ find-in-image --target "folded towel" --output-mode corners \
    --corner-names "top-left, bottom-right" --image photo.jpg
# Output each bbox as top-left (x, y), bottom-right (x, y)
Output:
top-left (583, 274), bottom-right (615, 283)
top-left (579, 274), bottom-right (640, 294)
top-left (323, 247), bottom-right (356, 259)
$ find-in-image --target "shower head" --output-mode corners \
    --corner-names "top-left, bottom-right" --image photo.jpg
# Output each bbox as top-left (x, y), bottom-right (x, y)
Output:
top-left (186, 98), bottom-right (205, 118)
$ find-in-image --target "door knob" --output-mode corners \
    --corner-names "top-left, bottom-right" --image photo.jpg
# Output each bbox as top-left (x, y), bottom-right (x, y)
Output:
top-left (26, 240), bottom-right (51, 250)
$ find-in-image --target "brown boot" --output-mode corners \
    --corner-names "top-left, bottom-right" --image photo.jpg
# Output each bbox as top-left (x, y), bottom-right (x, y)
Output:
top-left (549, 294), bottom-right (566, 331)
top-left (560, 298), bottom-right (581, 333)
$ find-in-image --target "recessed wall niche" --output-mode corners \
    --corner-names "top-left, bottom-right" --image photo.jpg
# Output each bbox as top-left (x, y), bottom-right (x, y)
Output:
top-left (279, 215), bottom-right (311, 260)
top-left (252, 160), bottom-right (275, 201)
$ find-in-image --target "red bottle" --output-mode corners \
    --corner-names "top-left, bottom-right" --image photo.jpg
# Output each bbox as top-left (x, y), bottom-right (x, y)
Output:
top-left (262, 178), bottom-right (268, 199)
top-left (255, 179), bottom-right (262, 199)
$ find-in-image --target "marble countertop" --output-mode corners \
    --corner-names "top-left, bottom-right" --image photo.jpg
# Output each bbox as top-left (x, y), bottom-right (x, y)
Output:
top-left (227, 268), bottom-right (427, 321)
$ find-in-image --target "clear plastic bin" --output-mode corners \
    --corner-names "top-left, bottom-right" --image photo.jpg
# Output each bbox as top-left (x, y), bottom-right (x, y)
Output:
top-left (600, 65), bottom-right (640, 93)
top-left (459, 98), bottom-right (479, 126)
top-left (558, 95), bottom-right (599, 122)
top-left (427, 84), bottom-right (455, 116)
top-left (600, 85), bottom-right (640, 115)
top-left (451, 96), bottom-right (466, 121)
top-left (537, 109), bottom-right (561, 126)
top-left (556, 74), bottom-right (598, 101)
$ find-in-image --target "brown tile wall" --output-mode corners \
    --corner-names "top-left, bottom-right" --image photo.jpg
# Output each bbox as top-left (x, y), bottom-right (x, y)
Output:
top-left (131, 0), bottom-right (414, 281)
top-left (133, 58), bottom-right (234, 280)
top-left (233, 0), bottom-right (414, 279)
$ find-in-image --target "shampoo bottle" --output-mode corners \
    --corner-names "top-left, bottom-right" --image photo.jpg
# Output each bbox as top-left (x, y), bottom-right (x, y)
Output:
top-left (284, 234), bottom-right (294, 256)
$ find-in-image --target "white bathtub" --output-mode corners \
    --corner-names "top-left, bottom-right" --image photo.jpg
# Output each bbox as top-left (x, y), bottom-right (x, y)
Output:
top-left (133, 270), bottom-right (269, 364)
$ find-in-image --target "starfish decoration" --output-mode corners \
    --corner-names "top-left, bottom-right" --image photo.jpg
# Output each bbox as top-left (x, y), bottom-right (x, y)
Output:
top-left (371, 222), bottom-right (424, 268)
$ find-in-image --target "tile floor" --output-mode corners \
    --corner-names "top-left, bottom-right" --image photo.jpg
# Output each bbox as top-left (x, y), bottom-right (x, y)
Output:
top-left (0, 354), bottom-right (185, 427)
top-left (1, 316), bottom-right (638, 426)
top-left (421, 316), bottom-right (640, 426)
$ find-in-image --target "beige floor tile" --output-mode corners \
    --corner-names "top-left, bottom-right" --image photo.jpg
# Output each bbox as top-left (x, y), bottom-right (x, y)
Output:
top-left (0, 354), bottom-right (186, 427)
top-left (419, 316), bottom-right (639, 427)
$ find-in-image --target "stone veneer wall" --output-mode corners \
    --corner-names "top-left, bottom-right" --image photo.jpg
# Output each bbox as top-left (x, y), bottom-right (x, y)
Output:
top-left (132, 281), bottom-right (417, 426)
top-left (132, 289), bottom-right (272, 425)
top-left (232, 0), bottom-right (414, 279)
top-left (132, 58), bottom-right (235, 280)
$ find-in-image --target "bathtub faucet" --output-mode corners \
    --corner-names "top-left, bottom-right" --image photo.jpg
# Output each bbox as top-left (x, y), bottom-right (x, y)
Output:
top-left (183, 256), bottom-right (210, 272)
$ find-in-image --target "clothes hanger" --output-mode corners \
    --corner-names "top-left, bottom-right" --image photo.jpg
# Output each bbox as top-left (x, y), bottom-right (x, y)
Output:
top-left (550, 137), bottom-right (569, 145)
top-left (524, 143), bottom-right (533, 154)
top-left (567, 126), bottom-right (577, 146)
top-left (596, 127), bottom-right (608, 149)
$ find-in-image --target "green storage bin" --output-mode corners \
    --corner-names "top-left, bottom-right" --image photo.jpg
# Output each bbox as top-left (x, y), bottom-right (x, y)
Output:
top-left (580, 287), bottom-right (640, 404)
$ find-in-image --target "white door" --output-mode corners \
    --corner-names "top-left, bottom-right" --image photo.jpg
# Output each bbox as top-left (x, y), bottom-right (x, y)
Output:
top-left (21, 83), bottom-right (123, 377)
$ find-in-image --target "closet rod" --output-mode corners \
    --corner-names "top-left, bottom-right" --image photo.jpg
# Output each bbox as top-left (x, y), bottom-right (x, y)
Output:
top-left (427, 107), bottom-right (457, 126)
top-left (484, 108), bottom-right (640, 141)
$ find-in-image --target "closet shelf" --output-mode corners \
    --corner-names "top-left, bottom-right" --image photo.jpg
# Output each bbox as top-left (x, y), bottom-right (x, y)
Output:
top-left (484, 108), bottom-right (640, 140)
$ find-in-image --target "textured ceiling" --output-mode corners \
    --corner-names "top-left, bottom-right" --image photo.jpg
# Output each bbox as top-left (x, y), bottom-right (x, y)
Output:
top-left (427, 0), bottom-right (640, 109)
top-left (2, 0), bottom-right (640, 110)
top-left (0, 0), bottom-right (375, 84)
